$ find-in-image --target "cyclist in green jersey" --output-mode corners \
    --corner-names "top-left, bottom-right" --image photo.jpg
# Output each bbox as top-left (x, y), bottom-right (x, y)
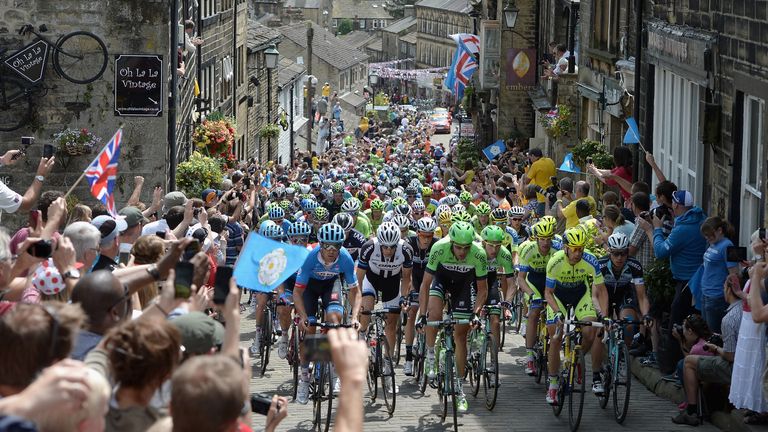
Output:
top-left (518, 220), bottom-right (559, 376)
top-left (459, 190), bottom-right (476, 216)
top-left (544, 227), bottom-right (609, 405)
top-left (417, 221), bottom-right (489, 412)
top-left (341, 198), bottom-right (372, 238)
top-left (471, 202), bottom-right (492, 235)
top-left (480, 226), bottom-right (514, 351)
top-left (364, 198), bottom-right (386, 233)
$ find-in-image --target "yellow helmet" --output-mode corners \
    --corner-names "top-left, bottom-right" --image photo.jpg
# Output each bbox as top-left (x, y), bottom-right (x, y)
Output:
top-left (438, 209), bottom-right (453, 225)
top-left (563, 227), bottom-right (587, 247)
top-left (532, 221), bottom-right (554, 239)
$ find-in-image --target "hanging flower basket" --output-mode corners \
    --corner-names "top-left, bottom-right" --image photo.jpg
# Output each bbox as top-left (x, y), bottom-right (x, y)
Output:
top-left (259, 123), bottom-right (281, 139)
top-left (539, 104), bottom-right (574, 139)
top-left (193, 115), bottom-right (236, 157)
top-left (53, 128), bottom-right (102, 156)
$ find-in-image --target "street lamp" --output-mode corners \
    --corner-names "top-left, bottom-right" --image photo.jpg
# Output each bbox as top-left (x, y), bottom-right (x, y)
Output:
top-left (265, 44), bottom-right (279, 162)
top-left (503, 0), bottom-right (519, 29)
top-left (369, 71), bottom-right (379, 99)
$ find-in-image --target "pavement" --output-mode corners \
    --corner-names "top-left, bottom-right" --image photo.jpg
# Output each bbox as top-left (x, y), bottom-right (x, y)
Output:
top-left (241, 309), bottom-right (719, 431)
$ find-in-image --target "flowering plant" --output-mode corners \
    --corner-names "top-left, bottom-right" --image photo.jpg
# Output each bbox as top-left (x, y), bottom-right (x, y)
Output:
top-left (54, 128), bottom-right (102, 156)
top-left (259, 124), bottom-right (280, 139)
top-left (193, 116), bottom-right (236, 157)
top-left (177, 151), bottom-right (224, 199)
top-left (539, 104), bottom-right (574, 139)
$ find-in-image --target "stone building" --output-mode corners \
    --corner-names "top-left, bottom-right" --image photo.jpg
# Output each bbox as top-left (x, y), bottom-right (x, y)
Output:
top-left (331, 0), bottom-right (395, 32)
top-left (382, 16), bottom-right (417, 61)
top-left (246, 22), bottom-right (282, 163)
top-left (280, 0), bottom-right (332, 28)
top-left (338, 31), bottom-right (385, 63)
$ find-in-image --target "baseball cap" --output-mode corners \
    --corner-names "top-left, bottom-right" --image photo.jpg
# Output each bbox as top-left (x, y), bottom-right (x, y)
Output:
top-left (529, 148), bottom-right (543, 157)
top-left (171, 311), bottom-right (224, 354)
top-left (672, 190), bottom-right (694, 207)
top-left (163, 191), bottom-right (187, 212)
top-left (91, 215), bottom-right (128, 245)
top-left (201, 188), bottom-right (222, 206)
top-left (118, 206), bottom-right (149, 228)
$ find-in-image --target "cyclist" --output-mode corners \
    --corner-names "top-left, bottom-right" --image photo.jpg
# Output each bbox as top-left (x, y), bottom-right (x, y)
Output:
top-left (471, 202), bottom-right (492, 236)
top-left (417, 221), bottom-right (489, 412)
top-left (479, 225), bottom-right (514, 352)
top-left (353, 222), bottom-right (414, 394)
top-left (405, 185), bottom-right (420, 206)
top-left (294, 222), bottom-right (359, 404)
top-left (421, 186), bottom-right (438, 215)
top-left (411, 200), bottom-right (427, 227)
top-left (491, 208), bottom-right (517, 249)
top-left (310, 206), bottom-right (330, 243)
top-left (435, 206), bottom-right (452, 239)
top-left (341, 198), bottom-right (372, 238)
top-left (364, 198), bottom-right (386, 233)
top-left (598, 232), bottom-right (650, 343)
top-left (544, 227), bottom-right (609, 405)
top-left (332, 212), bottom-right (366, 261)
top-left (431, 181), bottom-right (445, 200)
top-left (507, 206), bottom-right (531, 244)
top-left (518, 221), bottom-right (558, 376)
top-left (276, 220), bottom-right (313, 359)
top-left (310, 180), bottom-right (326, 202)
top-left (249, 222), bottom-right (286, 356)
top-left (403, 216), bottom-right (438, 376)
top-left (459, 190), bottom-right (477, 216)
top-left (323, 182), bottom-right (346, 218)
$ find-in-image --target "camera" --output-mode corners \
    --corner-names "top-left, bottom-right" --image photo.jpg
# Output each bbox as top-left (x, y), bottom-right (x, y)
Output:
top-left (250, 393), bottom-right (275, 415)
top-left (673, 324), bottom-right (684, 336)
top-left (652, 205), bottom-right (670, 219)
top-left (706, 334), bottom-right (724, 348)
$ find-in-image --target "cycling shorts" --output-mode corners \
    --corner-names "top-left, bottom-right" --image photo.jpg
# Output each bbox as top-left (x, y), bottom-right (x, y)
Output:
top-left (545, 287), bottom-right (596, 324)
top-left (301, 277), bottom-right (344, 318)
top-left (429, 280), bottom-right (473, 320)
top-left (362, 274), bottom-right (401, 310)
top-left (479, 278), bottom-right (502, 317)
top-left (523, 271), bottom-right (546, 303)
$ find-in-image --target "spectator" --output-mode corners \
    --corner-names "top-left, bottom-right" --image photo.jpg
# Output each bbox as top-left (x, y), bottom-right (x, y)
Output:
top-left (68, 203), bottom-right (93, 225)
top-left (602, 190), bottom-right (635, 223)
top-left (600, 204), bottom-right (635, 242)
top-left (91, 215), bottom-right (128, 272)
top-left (638, 190), bottom-right (708, 331)
top-left (556, 180), bottom-right (596, 229)
top-left (652, 180), bottom-right (678, 237)
top-left (183, 20), bottom-right (203, 57)
top-left (522, 148), bottom-right (556, 216)
top-left (672, 283), bottom-right (741, 426)
top-left (130, 235), bottom-right (166, 308)
top-left (588, 146), bottom-right (634, 201)
top-left (628, 192), bottom-right (653, 269)
top-left (0, 151), bottom-right (55, 221)
top-left (142, 191), bottom-right (190, 237)
top-left (118, 206), bottom-right (149, 265)
top-left (62, 222), bottom-right (102, 273)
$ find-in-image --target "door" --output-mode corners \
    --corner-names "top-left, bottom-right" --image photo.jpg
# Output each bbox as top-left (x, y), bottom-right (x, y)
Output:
top-left (740, 95), bottom-right (765, 245)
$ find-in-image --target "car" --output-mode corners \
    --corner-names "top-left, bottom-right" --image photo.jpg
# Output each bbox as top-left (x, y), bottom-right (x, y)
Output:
top-left (430, 114), bottom-right (451, 133)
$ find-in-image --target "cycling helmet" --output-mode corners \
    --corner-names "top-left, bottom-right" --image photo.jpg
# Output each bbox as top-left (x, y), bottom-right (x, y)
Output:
top-left (318, 223), bottom-right (345, 244)
top-left (363, 183), bottom-right (374, 194)
top-left (532, 221), bottom-right (554, 239)
top-left (405, 185), bottom-right (418, 196)
top-left (301, 198), bottom-right (318, 211)
top-left (392, 197), bottom-right (407, 207)
top-left (448, 221), bottom-right (475, 245)
top-left (341, 198), bottom-right (361, 214)
top-left (310, 180), bottom-right (322, 190)
top-left (491, 208), bottom-right (507, 223)
top-left (370, 199), bottom-right (385, 211)
top-left (451, 210), bottom-right (471, 224)
top-left (435, 204), bottom-right (451, 218)
top-left (411, 200), bottom-right (426, 212)
top-left (421, 186), bottom-right (433, 197)
top-left (348, 179), bottom-right (360, 189)
top-left (540, 215), bottom-right (557, 226)
top-left (391, 188), bottom-right (404, 199)
top-left (268, 205), bottom-right (285, 220)
top-left (299, 184), bottom-right (310, 195)
top-left (438, 209), bottom-right (453, 226)
top-left (481, 225), bottom-right (505, 243)
top-left (377, 222), bottom-right (401, 246)
top-left (476, 202), bottom-right (492, 215)
top-left (508, 206), bottom-right (525, 218)
top-left (607, 232), bottom-right (630, 250)
top-left (391, 214), bottom-right (410, 230)
top-left (416, 216), bottom-right (437, 233)
top-left (563, 227), bottom-right (587, 247)
top-left (459, 191), bottom-right (472, 203)
top-left (395, 203), bottom-right (412, 216)
top-left (356, 190), bottom-right (368, 202)
top-left (288, 221), bottom-right (312, 237)
top-left (431, 181), bottom-right (444, 192)
top-left (259, 222), bottom-right (284, 239)
top-left (446, 179), bottom-right (457, 188)
top-left (451, 203), bottom-right (466, 213)
top-left (445, 186), bottom-right (459, 196)
top-left (286, 187), bottom-right (297, 196)
top-left (289, 181), bottom-right (301, 191)
top-left (313, 206), bottom-right (329, 222)
top-left (279, 200), bottom-right (291, 211)
top-left (332, 213), bottom-right (355, 231)
top-left (376, 185), bottom-right (388, 196)
top-left (443, 195), bottom-right (459, 207)
top-left (331, 182), bottom-right (344, 194)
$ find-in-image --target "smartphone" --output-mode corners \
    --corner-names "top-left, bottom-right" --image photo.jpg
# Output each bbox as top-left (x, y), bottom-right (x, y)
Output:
top-left (726, 246), bottom-right (748, 262)
top-left (14, 137), bottom-right (34, 160)
top-left (174, 261), bottom-right (194, 299)
top-left (250, 393), bottom-right (274, 415)
top-left (42, 143), bottom-right (54, 158)
top-left (302, 334), bottom-right (331, 363)
top-left (586, 156), bottom-right (593, 165)
top-left (28, 210), bottom-right (41, 231)
top-left (29, 239), bottom-right (53, 258)
top-left (182, 238), bottom-right (201, 260)
top-left (213, 266), bottom-right (233, 305)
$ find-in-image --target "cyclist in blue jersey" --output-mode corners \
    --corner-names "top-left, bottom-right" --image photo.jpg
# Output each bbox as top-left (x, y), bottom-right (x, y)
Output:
top-left (294, 222), bottom-right (359, 404)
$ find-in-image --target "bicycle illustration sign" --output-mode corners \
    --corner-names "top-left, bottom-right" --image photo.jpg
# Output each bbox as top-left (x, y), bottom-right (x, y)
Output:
top-left (4, 40), bottom-right (48, 83)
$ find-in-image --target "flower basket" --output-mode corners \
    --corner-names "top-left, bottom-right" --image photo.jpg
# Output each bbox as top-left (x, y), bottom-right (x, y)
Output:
top-left (571, 139), bottom-right (614, 169)
top-left (193, 115), bottom-right (236, 157)
top-left (54, 128), bottom-right (102, 156)
top-left (259, 124), bottom-right (281, 139)
top-left (539, 104), bottom-right (574, 139)
top-left (177, 151), bottom-right (224, 199)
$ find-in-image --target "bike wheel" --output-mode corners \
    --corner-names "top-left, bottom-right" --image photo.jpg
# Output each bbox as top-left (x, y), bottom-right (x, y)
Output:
top-left (53, 31), bottom-right (108, 84)
top-left (290, 329), bottom-right (299, 401)
top-left (534, 342), bottom-right (546, 384)
top-left (568, 351), bottom-right (586, 432)
top-left (514, 293), bottom-right (524, 333)
top-left (483, 336), bottom-right (499, 410)
top-left (261, 309), bottom-right (273, 375)
top-left (613, 342), bottom-right (631, 424)
top-left (468, 329), bottom-right (481, 397)
top-left (439, 366), bottom-right (447, 421)
top-left (324, 364), bottom-right (334, 432)
top-left (0, 76), bottom-right (32, 132)
top-left (395, 310), bottom-right (406, 365)
top-left (598, 364), bottom-right (611, 409)
top-left (380, 337), bottom-right (396, 415)
top-left (312, 369), bottom-right (323, 431)
top-left (500, 312), bottom-right (507, 349)
top-left (366, 328), bottom-right (378, 400)
top-left (552, 369), bottom-right (566, 417)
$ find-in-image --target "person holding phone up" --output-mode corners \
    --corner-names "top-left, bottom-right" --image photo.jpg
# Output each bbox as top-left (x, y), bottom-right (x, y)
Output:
top-left (0, 150), bottom-right (56, 221)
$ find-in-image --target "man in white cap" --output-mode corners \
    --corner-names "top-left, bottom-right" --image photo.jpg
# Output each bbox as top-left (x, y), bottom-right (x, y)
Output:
top-left (91, 215), bottom-right (128, 272)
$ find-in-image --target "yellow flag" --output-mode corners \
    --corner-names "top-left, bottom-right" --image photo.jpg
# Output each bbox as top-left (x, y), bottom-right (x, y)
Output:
top-left (193, 78), bottom-right (200, 97)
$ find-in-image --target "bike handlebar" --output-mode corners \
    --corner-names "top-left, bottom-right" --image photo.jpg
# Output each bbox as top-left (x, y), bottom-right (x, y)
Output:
top-left (360, 308), bottom-right (401, 316)
top-left (426, 319), bottom-right (471, 327)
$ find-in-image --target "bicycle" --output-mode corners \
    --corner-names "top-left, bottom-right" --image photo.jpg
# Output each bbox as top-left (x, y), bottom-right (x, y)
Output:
top-left (394, 306), bottom-right (407, 365)
top-left (427, 312), bottom-right (471, 432)
top-left (532, 300), bottom-right (550, 384)
top-left (500, 287), bottom-right (524, 348)
top-left (285, 303), bottom-right (301, 401)
top-left (596, 317), bottom-right (632, 424)
top-left (307, 320), bottom-right (354, 432)
top-left (1, 24), bottom-right (108, 132)
top-left (257, 293), bottom-right (282, 375)
top-left (361, 308), bottom-right (398, 415)
top-left (466, 305), bottom-right (499, 410)
top-left (415, 329), bottom-right (428, 394)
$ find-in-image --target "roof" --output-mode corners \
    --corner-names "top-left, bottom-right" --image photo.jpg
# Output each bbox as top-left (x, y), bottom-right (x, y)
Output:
top-left (381, 16), bottom-right (416, 34)
top-left (277, 57), bottom-right (306, 87)
top-left (247, 21), bottom-right (281, 52)
top-left (277, 21), bottom-right (369, 70)
top-left (366, 38), bottom-right (383, 51)
top-left (338, 31), bottom-right (380, 50)
top-left (339, 91), bottom-right (367, 107)
top-left (282, 0), bottom-right (322, 8)
top-left (332, 0), bottom-right (394, 19)
top-left (400, 32), bottom-right (417, 44)
top-left (415, 0), bottom-right (470, 13)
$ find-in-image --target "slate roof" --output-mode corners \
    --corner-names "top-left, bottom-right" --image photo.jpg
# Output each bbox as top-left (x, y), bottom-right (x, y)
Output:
top-left (338, 31), bottom-right (380, 50)
top-left (283, 0), bottom-right (322, 8)
top-left (332, 0), bottom-right (394, 19)
top-left (415, 0), bottom-right (470, 13)
top-left (277, 21), bottom-right (369, 70)
top-left (400, 32), bottom-right (418, 44)
top-left (277, 57), bottom-right (306, 87)
top-left (247, 21), bottom-right (282, 52)
top-left (381, 16), bottom-right (416, 34)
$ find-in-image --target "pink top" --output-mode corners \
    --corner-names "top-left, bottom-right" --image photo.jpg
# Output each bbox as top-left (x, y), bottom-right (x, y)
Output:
top-left (689, 338), bottom-right (715, 357)
top-left (605, 166), bottom-right (632, 200)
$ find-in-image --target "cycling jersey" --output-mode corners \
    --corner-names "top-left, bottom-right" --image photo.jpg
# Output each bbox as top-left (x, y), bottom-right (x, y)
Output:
top-left (545, 249), bottom-right (603, 322)
top-left (518, 241), bottom-right (560, 301)
top-left (598, 256), bottom-right (644, 313)
top-left (471, 215), bottom-right (490, 236)
top-left (424, 199), bottom-right (438, 215)
top-left (508, 224), bottom-right (531, 245)
top-left (426, 237), bottom-right (488, 318)
top-left (362, 209), bottom-right (384, 233)
top-left (358, 238), bottom-right (414, 308)
top-left (323, 199), bottom-right (344, 219)
top-left (342, 229), bottom-right (367, 261)
top-left (354, 214), bottom-right (372, 238)
top-left (407, 235), bottom-right (437, 304)
top-left (465, 202), bottom-right (477, 217)
top-left (483, 245), bottom-right (514, 315)
top-left (294, 246), bottom-right (358, 288)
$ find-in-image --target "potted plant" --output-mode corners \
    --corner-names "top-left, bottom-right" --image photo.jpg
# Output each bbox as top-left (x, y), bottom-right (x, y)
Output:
top-left (176, 151), bottom-right (224, 199)
top-left (571, 138), bottom-right (613, 170)
top-left (193, 113), bottom-right (236, 157)
top-left (53, 128), bottom-right (102, 156)
top-left (539, 104), bottom-right (574, 139)
top-left (259, 123), bottom-right (281, 139)
top-left (455, 137), bottom-right (480, 170)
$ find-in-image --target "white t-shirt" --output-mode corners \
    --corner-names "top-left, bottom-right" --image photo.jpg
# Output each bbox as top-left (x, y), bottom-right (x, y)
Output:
top-left (141, 219), bottom-right (169, 236)
top-left (0, 181), bottom-right (22, 219)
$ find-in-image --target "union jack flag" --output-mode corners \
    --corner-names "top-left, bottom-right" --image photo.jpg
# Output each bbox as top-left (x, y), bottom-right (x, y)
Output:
top-left (451, 33), bottom-right (480, 55)
top-left (444, 34), bottom-right (479, 102)
top-left (85, 129), bottom-right (122, 216)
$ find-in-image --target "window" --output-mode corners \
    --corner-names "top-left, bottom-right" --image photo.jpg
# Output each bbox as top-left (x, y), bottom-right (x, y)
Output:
top-left (220, 57), bottom-right (232, 103)
top-left (333, 19), bottom-right (338, 27)
top-left (201, 63), bottom-right (216, 104)
top-left (221, 0), bottom-right (234, 10)
top-left (237, 45), bottom-right (245, 87)
top-left (359, 19), bottom-right (366, 29)
top-left (739, 95), bottom-right (765, 244)
top-left (201, 0), bottom-right (217, 18)
top-left (591, 0), bottom-right (619, 53)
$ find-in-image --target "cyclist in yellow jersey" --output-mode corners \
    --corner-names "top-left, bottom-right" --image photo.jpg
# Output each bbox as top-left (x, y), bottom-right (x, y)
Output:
top-left (544, 227), bottom-right (609, 405)
top-left (435, 206), bottom-right (452, 239)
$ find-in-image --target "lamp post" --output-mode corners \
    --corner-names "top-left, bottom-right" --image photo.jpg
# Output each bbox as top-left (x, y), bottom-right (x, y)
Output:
top-left (503, 0), bottom-right (519, 29)
top-left (369, 71), bottom-right (379, 99)
top-left (305, 74), bottom-right (318, 152)
top-left (265, 43), bottom-right (279, 162)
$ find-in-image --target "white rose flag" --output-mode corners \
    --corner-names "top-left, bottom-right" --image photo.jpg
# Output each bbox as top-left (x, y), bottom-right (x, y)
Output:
top-left (233, 233), bottom-right (311, 293)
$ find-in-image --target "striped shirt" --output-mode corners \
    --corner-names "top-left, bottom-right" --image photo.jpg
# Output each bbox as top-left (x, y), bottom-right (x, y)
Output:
top-left (722, 300), bottom-right (742, 353)
top-left (629, 224), bottom-right (653, 269)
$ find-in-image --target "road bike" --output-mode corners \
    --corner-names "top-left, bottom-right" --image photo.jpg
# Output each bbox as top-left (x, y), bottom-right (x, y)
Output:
top-left (257, 293), bottom-right (281, 375)
top-left (596, 317), bottom-right (632, 424)
top-left (466, 305), bottom-right (499, 410)
top-left (415, 329), bottom-right (428, 394)
top-left (307, 320), bottom-right (354, 432)
top-left (531, 300), bottom-right (550, 384)
top-left (362, 308), bottom-right (398, 415)
top-left (427, 312), bottom-right (470, 432)
top-left (394, 306), bottom-right (407, 365)
top-left (0, 24), bottom-right (108, 131)
top-left (500, 287), bottom-right (525, 348)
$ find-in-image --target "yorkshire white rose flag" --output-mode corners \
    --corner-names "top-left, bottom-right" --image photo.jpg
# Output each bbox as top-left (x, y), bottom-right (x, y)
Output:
top-left (234, 233), bottom-right (311, 292)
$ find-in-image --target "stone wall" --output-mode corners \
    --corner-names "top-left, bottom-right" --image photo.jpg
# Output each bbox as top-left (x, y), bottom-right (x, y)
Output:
top-left (0, 0), bottom-right (170, 230)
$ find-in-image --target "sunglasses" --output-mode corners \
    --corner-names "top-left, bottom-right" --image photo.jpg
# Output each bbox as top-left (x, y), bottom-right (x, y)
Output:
top-left (407, 195), bottom-right (416, 198)
top-left (485, 241), bottom-right (502, 248)
top-left (452, 243), bottom-right (472, 251)
top-left (418, 231), bottom-right (434, 237)
top-left (610, 250), bottom-right (628, 257)
top-left (568, 246), bottom-right (585, 252)
top-left (381, 245), bottom-right (397, 250)
top-left (320, 243), bottom-right (341, 250)
top-left (511, 218), bottom-right (522, 222)
top-left (291, 236), bottom-right (309, 244)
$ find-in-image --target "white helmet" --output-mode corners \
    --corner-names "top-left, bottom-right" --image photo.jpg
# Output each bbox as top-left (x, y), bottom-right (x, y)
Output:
top-left (508, 206), bottom-right (525, 217)
top-left (607, 232), bottom-right (630, 250)
top-left (377, 222), bottom-right (401, 246)
top-left (451, 203), bottom-right (466, 213)
top-left (416, 217), bottom-right (437, 233)
top-left (435, 204), bottom-right (451, 218)
top-left (391, 214), bottom-right (410, 230)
